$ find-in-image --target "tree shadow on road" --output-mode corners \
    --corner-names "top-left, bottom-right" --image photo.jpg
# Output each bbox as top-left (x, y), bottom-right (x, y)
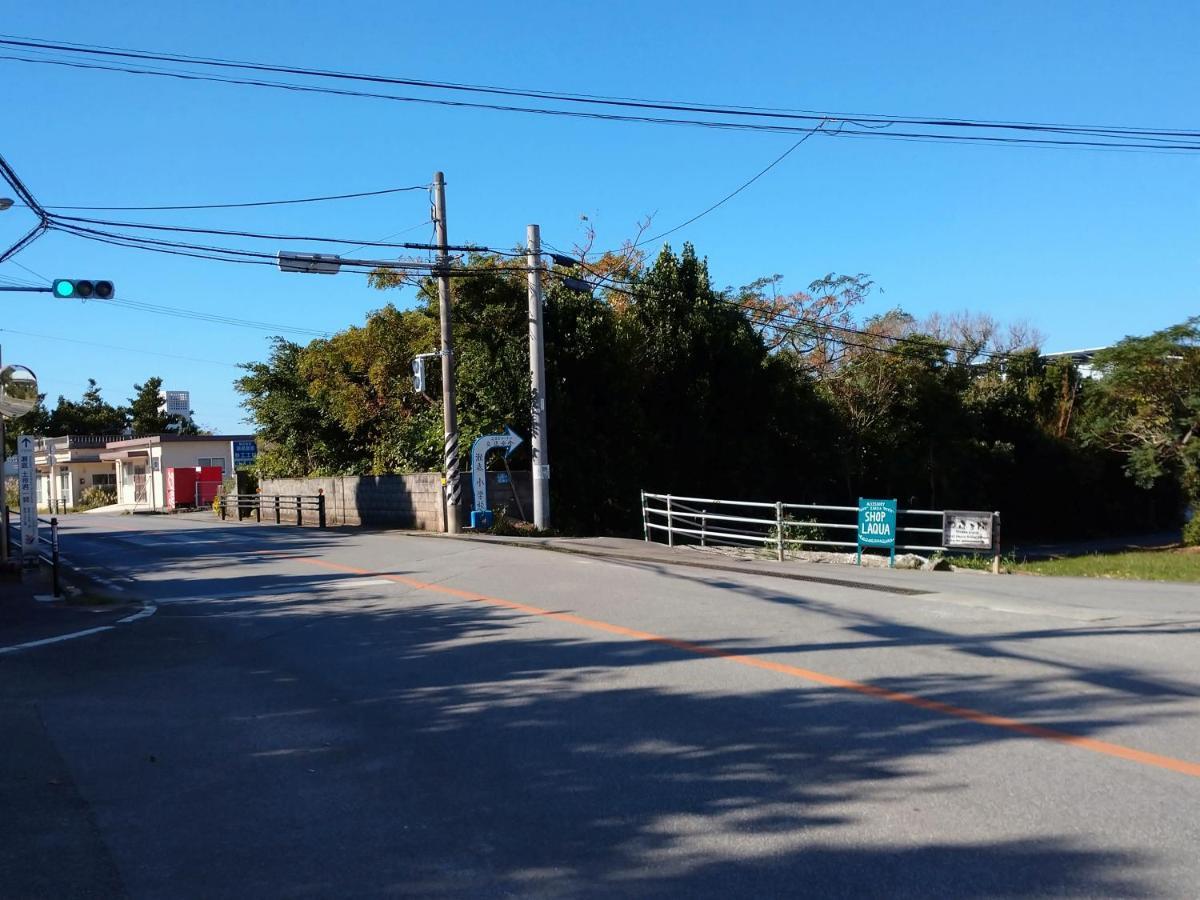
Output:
top-left (14, 575), bottom-right (1186, 899)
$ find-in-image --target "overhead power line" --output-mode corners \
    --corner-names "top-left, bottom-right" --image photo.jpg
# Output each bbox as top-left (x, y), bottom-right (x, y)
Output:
top-left (30, 184), bottom-right (428, 211)
top-left (46, 219), bottom-right (510, 276)
top-left (48, 213), bottom-right (481, 250)
top-left (1, 263), bottom-right (332, 337)
top-left (0, 151), bottom-right (51, 263)
top-left (0, 326), bottom-right (241, 368)
top-left (1, 40), bottom-right (1196, 152)
top-left (548, 254), bottom-right (1017, 362)
top-left (635, 124), bottom-right (825, 247)
top-left (2, 35), bottom-right (1196, 139)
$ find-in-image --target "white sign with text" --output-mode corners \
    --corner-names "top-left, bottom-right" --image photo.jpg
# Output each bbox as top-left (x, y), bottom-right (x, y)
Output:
top-left (17, 434), bottom-right (37, 565)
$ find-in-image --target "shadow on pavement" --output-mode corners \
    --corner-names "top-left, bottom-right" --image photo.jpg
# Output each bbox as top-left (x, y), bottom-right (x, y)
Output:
top-left (2, 559), bottom-right (1182, 898)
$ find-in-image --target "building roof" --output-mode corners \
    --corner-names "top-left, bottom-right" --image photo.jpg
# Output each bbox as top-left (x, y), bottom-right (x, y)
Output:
top-left (102, 434), bottom-right (254, 450)
top-left (1041, 347), bottom-right (1108, 361)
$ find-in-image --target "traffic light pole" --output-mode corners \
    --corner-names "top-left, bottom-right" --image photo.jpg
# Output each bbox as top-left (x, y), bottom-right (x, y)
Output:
top-left (433, 172), bottom-right (463, 534)
top-left (526, 225), bottom-right (550, 531)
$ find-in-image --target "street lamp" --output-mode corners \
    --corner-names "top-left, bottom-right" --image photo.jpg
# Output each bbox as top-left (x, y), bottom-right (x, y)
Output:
top-left (0, 198), bottom-right (14, 211)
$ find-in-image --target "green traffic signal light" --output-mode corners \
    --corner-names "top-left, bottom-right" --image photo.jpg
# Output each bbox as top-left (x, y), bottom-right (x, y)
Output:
top-left (51, 279), bottom-right (115, 300)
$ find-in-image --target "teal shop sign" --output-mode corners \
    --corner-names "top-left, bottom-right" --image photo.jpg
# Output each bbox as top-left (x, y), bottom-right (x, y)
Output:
top-left (857, 498), bottom-right (897, 566)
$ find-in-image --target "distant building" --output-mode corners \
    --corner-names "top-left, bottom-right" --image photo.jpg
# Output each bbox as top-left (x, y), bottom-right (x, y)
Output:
top-left (1041, 347), bottom-right (1107, 380)
top-left (100, 434), bottom-right (256, 509)
top-left (158, 389), bottom-right (192, 421)
top-left (32, 434), bottom-right (123, 512)
top-left (26, 432), bottom-right (258, 511)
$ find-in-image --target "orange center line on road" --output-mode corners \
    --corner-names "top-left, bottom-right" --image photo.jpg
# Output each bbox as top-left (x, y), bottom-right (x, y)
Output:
top-left (259, 551), bottom-right (1200, 780)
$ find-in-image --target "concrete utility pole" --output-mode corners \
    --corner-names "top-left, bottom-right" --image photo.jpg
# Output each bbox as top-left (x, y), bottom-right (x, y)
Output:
top-left (432, 172), bottom-right (462, 533)
top-left (526, 225), bottom-right (550, 530)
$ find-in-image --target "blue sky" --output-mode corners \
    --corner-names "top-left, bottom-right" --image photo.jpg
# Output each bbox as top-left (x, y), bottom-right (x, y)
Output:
top-left (1, 1), bottom-right (1196, 432)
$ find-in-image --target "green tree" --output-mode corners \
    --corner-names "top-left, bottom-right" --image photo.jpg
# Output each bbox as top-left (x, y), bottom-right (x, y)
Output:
top-left (301, 302), bottom-right (441, 473)
top-left (236, 338), bottom-right (357, 476)
top-left (234, 240), bottom-right (1183, 542)
top-left (129, 377), bottom-right (201, 435)
top-left (45, 379), bottom-right (127, 436)
top-left (1081, 317), bottom-right (1200, 535)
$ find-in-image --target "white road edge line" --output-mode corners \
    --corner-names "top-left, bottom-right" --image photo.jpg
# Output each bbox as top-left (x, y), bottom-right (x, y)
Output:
top-left (1, 601), bottom-right (158, 655)
top-left (116, 603), bottom-right (157, 625)
top-left (0, 626), bottom-right (115, 655)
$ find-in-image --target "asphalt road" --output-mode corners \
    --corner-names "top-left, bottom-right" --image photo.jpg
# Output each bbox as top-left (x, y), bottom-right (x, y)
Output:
top-left (2, 512), bottom-right (1198, 898)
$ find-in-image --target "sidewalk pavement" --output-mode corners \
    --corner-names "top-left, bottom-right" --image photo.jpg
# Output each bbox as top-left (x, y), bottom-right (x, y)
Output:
top-left (394, 531), bottom-right (1200, 622)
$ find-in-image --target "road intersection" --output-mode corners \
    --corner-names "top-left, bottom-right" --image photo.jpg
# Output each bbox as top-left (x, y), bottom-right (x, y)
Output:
top-left (2, 513), bottom-right (1198, 897)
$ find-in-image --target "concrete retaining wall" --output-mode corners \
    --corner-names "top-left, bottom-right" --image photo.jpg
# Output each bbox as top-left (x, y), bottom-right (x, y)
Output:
top-left (259, 470), bottom-right (533, 530)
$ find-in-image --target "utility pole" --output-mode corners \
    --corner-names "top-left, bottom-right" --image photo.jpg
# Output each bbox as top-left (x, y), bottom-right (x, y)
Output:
top-left (526, 225), bottom-right (550, 530)
top-left (432, 172), bottom-right (462, 533)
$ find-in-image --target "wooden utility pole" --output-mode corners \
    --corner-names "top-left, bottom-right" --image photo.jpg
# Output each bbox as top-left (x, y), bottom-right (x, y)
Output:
top-left (432, 172), bottom-right (462, 533)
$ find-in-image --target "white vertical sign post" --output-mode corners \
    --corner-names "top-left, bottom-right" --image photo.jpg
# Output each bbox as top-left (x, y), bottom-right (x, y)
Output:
top-left (17, 434), bottom-right (37, 567)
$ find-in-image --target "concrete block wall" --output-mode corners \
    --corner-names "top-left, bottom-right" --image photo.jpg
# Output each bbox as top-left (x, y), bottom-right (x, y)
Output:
top-left (258, 470), bottom-right (534, 530)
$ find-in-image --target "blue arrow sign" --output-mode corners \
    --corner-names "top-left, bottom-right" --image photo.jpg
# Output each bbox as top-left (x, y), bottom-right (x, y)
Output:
top-left (471, 427), bottom-right (523, 513)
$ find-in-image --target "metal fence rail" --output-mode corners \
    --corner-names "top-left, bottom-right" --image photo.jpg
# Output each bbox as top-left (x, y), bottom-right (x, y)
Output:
top-left (218, 492), bottom-right (327, 528)
top-left (641, 491), bottom-right (996, 564)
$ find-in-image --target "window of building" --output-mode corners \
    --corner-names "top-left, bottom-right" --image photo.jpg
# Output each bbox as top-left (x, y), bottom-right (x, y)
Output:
top-left (198, 457), bottom-right (226, 472)
top-left (93, 473), bottom-right (117, 487)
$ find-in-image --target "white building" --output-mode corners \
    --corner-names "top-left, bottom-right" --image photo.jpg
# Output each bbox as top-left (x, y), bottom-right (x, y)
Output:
top-left (158, 389), bottom-right (192, 421)
top-left (1041, 347), bottom-right (1107, 380)
top-left (33, 435), bottom-right (122, 512)
top-left (100, 434), bottom-right (255, 509)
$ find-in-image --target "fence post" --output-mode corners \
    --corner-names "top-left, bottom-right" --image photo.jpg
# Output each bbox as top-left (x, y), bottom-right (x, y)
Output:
top-left (776, 501), bottom-right (784, 562)
top-left (701, 509), bottom-right (707, 547)
top-left (991, 511), bottom-right (1002, 575)
top-left (666, 495), bottom-right (674, 547)
top-left (318, 490), bottom-right (326, 529)
top-left (296, 496), bottom-right (302, 526)
top-left (275, 495), bottom-right (281, 525)
top-left (219, 494), bottom-right (226, 520)
top-left (255, 490), bottom-right (261, 523)
top-left (50, 516), bottom-right (60, 598)
top-left (641, 490), bottom-right (648, 542)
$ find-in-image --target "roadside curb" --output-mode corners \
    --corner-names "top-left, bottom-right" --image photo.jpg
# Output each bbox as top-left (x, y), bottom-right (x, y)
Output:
top-left (394, 531), bottom-right (933, 596)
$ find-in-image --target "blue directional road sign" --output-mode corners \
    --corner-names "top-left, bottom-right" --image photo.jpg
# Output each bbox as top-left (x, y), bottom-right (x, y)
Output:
top-left (470, 427), bottom-right (523, 515)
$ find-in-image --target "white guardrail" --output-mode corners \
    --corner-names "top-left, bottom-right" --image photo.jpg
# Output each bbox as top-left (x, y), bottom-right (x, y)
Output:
top-left (640, 491), bottom-right (991, 563)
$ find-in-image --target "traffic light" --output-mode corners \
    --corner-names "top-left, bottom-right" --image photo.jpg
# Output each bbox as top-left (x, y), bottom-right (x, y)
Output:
top-left (52, 279), bottom-right (115, 300)
top-left (412, 357), bottom-right (426, 393)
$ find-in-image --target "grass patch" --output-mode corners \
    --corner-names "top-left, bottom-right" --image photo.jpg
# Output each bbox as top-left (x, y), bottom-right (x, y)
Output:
top-left (1011, 548), bottom-right (1200, 582)
top-left (486, 508), bottom-right (555, 538)
top-left (944, 552), bottom-right (1012, 572)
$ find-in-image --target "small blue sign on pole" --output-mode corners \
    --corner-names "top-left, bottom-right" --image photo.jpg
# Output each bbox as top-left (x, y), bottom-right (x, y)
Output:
top-left (232, 440), bottom-right (258, 467)
top-left (857, 498), bottom-right (898, 567)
